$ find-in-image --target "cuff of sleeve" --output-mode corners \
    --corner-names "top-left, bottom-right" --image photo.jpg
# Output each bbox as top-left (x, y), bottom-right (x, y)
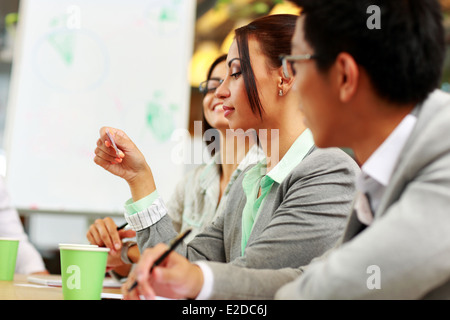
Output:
top-left (124, 196), bottom-right (168, 231)
top-left (120, 241), bottom-right (137, 264)
top-left (193, 261), bottom-right (214, 300)
top-left (124, 190), bottom-right (159, 215)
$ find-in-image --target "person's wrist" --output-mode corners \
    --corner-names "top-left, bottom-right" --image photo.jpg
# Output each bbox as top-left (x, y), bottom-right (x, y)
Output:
top-left (187, 264), bottom-right (204, 299)
top-left (121, 241), bottom-right (137, 264)
top-left (127, 165), bottom-right (156, 201)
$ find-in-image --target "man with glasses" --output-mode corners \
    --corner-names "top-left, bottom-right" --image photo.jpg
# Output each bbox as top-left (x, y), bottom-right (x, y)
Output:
top-left (121, 0), bottom-right (450, 300)
top-left (274, 0), bottom-right (450, 299)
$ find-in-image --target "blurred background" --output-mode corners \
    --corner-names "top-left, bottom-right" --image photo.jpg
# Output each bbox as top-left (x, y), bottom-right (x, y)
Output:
top-left (0, 0), bottom-right (301, 154)
top-left (0, 0), bottom-right (449, 274)
top-left (0, 0), bottom-right (300, 274)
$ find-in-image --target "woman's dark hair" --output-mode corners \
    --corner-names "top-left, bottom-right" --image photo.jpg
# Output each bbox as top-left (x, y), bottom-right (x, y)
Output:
top-left (293, 0), bottom-right (445, 105)
top-left (234, 14), bottom-right (299, 118)
top-left (202, 54), bottom-right (227, 157)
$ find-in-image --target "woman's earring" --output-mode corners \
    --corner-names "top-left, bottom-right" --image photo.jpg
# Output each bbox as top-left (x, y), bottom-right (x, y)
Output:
top-left (278, 89), bottom-right (283, 96)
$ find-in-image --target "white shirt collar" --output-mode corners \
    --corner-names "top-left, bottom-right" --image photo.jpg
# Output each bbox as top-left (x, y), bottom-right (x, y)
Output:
top-left (355, 112), bottom-right (417, 225)
top-left (361, 114), bottom-right (417, 187)
top-left (236, 144), bottom-right (265, 172)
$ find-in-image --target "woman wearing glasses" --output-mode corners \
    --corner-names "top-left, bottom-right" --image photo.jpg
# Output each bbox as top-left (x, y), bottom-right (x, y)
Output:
top-left (167, 55), bottom-right (262, 241)
top-left (122, 14), bottom-right (360, 299)
top-left (87, 54), bottom-right (262, 274)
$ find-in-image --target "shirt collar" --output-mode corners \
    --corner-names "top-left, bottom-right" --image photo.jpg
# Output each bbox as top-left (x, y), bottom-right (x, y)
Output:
top-left (224, 145), bottom-right (265, 195)
top-left (267, 128), bottom-right (315, 184)
top-left (361, 113), bottom-right (417, 187)
top-left (201, 145), bottom-right (265, 193)
top-left (236, 145), bottom-right (265, 172)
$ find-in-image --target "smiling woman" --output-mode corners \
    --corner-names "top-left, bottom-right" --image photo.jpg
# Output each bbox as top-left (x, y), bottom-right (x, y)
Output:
top-left (87, 53), bottom-right (263, 280)
top-left (122, 14), bottom-right (360, 301)
top-left (215, 14), bottom-right (305, 170)
top-left (199, 54), bottom-right (230, 158)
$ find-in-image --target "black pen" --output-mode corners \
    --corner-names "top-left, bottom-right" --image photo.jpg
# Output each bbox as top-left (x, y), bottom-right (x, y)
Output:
top-left (116, 222), bottom-right (128, 230)
top-left (128, 228), bottom-right (192, 292)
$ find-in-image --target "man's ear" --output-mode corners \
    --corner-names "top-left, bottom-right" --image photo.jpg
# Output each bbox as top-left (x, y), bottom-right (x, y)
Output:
top-left (334, 52), bottom-right (359, 103)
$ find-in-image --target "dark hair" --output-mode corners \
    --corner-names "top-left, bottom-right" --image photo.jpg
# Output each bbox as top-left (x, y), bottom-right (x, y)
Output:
top-left (234, 14), bottom-right (299, 118)
top-left (202, 54), bottom-right (227, 157)
top-left (292, 0), bottom-right (445, 105)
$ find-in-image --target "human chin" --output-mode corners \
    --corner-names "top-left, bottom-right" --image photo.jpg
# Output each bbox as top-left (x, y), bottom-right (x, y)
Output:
top-left (228, 115), bottom-right (257, 132)
top-left (226, 116), bottom-right (245, 131)
top-left (205, 114), bottom-right (225, 130)
top-left (311, 126), bottom-right (335, 149)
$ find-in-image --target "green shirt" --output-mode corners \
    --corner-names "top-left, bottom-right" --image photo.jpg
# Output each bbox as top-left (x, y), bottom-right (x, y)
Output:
top-left (124, 190), bottom-right (159, 215)
top-left (240, 129), bottom-right (315, 255)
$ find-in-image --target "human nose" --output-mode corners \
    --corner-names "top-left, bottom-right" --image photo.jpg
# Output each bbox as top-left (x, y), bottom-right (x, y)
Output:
top-left (214, 76), bottom-right (230, 99)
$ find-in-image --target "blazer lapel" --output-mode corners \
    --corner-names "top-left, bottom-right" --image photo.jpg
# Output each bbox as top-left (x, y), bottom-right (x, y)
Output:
top-left (343, 90), bottom-right (450, 242)
top-left (375, 90), bottom-right (450, 219)
top-left (244, 184), bottom-right (278, 246)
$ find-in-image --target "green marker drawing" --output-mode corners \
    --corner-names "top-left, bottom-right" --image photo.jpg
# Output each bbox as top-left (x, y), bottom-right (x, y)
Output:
top-left (146, 0), bottom-right (182, 36)
top-left (146, 91), bottom-right (178, 142)
top-left (48, 31), bottom-right (76, 65)
top-left (47, 14), bottom-right (76, 66)
top-left (159, 0), bottom-right (182, 22)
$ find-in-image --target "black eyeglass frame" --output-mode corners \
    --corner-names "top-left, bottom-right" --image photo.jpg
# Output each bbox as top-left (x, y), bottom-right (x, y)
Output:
top-left (279, 54), bottom-right (317, 78)
top-left (198, 77), bottom-right (224, 95)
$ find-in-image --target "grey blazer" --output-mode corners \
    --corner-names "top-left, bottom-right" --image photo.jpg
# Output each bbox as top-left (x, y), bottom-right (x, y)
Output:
top-left (136, 146), bottom-right (359, 272)
top-left (204, 89), bottom-right (450, 300)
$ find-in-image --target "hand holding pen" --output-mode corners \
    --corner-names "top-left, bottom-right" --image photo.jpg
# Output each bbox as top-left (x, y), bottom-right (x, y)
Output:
top-left (127, 228), bottom-right (191, 292)
top-left (123, 228), bottom-right (205, 300)
top-left (86, 217), bottom-right (135, 259)
top-left (94, 127), bottom-right (157, 202)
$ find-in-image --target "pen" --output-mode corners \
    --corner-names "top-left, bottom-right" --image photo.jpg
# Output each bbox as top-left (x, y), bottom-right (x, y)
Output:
top-left (128, 228), bottom-right (192, 292)
top-left (116, 222), bottom-right (128, 230)
top-left (105, 128), bottom-right (121, 157)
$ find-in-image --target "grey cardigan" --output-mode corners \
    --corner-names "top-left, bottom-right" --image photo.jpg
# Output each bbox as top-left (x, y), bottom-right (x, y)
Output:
top-left (136, 146), bottom-right (359, 271)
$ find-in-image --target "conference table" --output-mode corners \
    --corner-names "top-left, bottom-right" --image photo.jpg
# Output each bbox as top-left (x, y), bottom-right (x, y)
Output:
top-left (0, 274), bottom-right (123, 300)
top-left (1, 275), bottom-right (272, 317)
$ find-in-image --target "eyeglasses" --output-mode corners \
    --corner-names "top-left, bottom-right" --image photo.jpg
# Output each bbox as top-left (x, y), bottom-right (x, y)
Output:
top-left (199, 78), bottom-right (224, 95)
top-left (279, 54), bottom-right (317, 78)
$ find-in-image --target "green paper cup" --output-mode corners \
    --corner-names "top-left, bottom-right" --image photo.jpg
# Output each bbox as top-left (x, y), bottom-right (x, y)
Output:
top-left (0, 238), bottom-right (19, 281)
top-left (59, 243), bottom-right (99, 249)
top-left (59, 244), bottom-right (110, 300)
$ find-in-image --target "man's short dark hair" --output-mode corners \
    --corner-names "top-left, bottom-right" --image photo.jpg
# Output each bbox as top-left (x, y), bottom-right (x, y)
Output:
top-left (292, 0), bottom-right (445, 105)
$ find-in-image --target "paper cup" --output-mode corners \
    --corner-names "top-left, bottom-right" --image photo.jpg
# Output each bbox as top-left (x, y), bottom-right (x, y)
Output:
top-left (58, 243), bottom-right (99, 248)
top-left (0, 238), bottom-right (19, 281)
top-left (60, 245), bottom-right (110, 300)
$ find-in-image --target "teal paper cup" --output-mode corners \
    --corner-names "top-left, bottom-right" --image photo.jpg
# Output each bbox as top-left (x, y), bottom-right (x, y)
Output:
top-left (59, 244), bottom-right (110, 300)
top-left (0, 238), bottom-right (19, 281)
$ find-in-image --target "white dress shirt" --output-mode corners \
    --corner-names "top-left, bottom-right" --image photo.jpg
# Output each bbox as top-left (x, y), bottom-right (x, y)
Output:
top-left (356, 113), bottom-right (417, 224)
top-left (0, 176), bottom-right (46, 274)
